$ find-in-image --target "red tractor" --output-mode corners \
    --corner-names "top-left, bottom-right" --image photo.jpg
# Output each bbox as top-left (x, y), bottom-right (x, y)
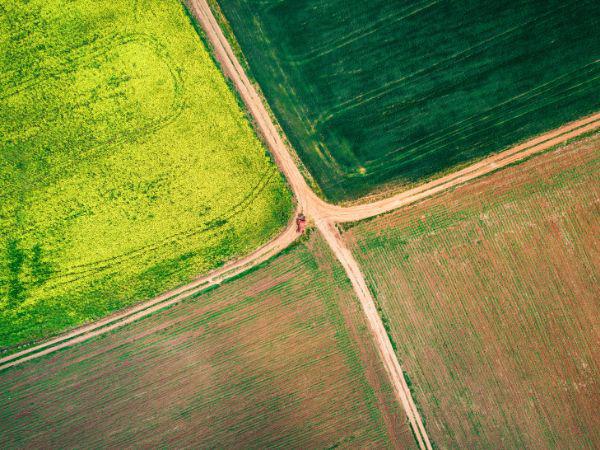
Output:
top-left (296, 213), bottom-right (307, 233)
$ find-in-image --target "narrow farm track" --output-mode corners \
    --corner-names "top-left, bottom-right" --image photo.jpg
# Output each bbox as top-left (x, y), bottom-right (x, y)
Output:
top-left (183, 2), bottom-right (599, 448)
top-left (325, 112), bottom-right (600, 222)
top-left (2, 0), bottom-right (598, 447)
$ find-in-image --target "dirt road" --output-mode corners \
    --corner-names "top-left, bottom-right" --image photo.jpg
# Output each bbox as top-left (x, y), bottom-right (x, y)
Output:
top-left (186, 2), bottom-right (432, 446)
top-left (317, 219), bottom-right (431, 450)
top-left (2, 0), bottom-right (598, 447)
top-left (323, 113), bottom-right (600, 222)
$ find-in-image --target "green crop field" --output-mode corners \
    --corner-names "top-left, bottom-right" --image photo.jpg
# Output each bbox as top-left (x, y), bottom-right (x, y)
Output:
top-left (215, 0), bottom-right (600, 201)
top-left (343, 135), bottom-right (600, 447)
top-left (0, 233), bottom-right (416, 448)
top-left (0, 0), bottom-right (292, 350)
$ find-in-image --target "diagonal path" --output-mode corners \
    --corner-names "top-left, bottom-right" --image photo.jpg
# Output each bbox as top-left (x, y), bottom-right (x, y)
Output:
top-left (316, 219), bottom-right (431, 450)
top-left (2, 1), bottom-right (599, 447)
top-left (322, 113), bottom-right (600, 222)
top-left (0, 212), bottom-right (300, 371)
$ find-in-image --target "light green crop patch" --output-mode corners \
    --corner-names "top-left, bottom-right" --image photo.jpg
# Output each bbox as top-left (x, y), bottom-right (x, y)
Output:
top-left (0, 0), bottom-right (292, 349)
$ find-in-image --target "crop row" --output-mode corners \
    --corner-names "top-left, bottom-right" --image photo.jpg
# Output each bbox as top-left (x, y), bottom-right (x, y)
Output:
top-left (215, 0), bottom-right (600, 200)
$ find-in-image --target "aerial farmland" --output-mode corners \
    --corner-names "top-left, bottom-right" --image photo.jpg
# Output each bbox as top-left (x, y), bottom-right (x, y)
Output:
top-left (0, 234), bottom-right (415, 449)
top-left (0, 0), bottom-right (292, 350)
top-left (343, 135), bottom-right (600, 447)
top-left (1, 0), bottom-right (598, 448)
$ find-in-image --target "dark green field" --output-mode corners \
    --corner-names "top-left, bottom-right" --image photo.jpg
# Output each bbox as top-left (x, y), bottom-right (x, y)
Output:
top-left (215, 0), bottom-right (600, 201)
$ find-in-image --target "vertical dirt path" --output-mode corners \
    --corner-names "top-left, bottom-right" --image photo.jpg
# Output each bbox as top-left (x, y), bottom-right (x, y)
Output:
top-left (316, 219), bottom-right (431, 450)
top-left (185, 1), bottom-right (429, 447)
top-left (185, 3), bottom-right (599, 448)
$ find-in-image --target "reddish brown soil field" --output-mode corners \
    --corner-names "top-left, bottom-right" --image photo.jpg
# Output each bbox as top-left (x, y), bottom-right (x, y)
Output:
top-left (344, 135), bottom-right (600, 448)
top-left (0, 234), bottom-right (415, 448)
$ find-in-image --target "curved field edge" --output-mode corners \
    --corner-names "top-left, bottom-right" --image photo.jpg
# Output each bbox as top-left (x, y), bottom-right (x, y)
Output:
top-left (214, 0), bottom-right (600, 202)
top-left (0, 0), bottom-right (293, 351)
top-left (342, 134), bottom-right (600, 448)
top-left (0, 214), bottom-right (303, 367)
top-left (0, 233), bottom-right (415, 449)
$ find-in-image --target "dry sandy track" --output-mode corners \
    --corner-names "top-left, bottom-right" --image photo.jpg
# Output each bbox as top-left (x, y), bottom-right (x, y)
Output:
top-left (2, 1), bottom-right (598, 447)
top-left (323, 113), bottom-right (600, 222)
top-left (184, 1), bottom-right (599, 447)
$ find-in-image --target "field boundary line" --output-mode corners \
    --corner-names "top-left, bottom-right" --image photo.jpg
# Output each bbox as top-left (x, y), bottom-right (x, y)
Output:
top-left (319, 113), bottom-right (600, 222)
top-left (186, 0), bottom-right (435, 446)
top-left (317, 219), bottom-right (433, 450)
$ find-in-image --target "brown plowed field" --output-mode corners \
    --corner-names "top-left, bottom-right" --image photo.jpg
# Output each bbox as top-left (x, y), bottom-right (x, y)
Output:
top-left (0, 233), bottom-right (415, 449)
top-left (343, 134), bottom-right (600, 448)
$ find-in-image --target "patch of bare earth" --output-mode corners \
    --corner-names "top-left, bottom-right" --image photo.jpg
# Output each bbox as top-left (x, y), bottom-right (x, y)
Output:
top-left (344, 135), bottom-right (600, 448)
top-left (0, 234), bottom-right (413, 448)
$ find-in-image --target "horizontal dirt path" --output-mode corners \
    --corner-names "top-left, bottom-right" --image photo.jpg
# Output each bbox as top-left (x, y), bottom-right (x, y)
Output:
top-left (3, 0), bottom-right (599, 447)
top-left (186, 2), bottom-right (598, 448)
